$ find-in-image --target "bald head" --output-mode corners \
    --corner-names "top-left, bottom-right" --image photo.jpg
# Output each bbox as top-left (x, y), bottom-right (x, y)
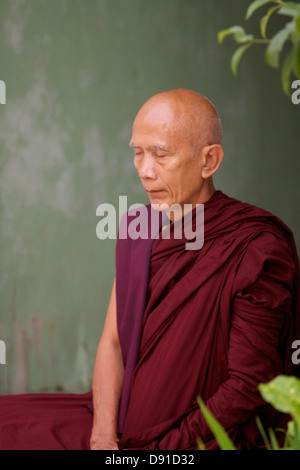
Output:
top-left (133, 89), bottom-right (223, 154)
top-left (131, 89), bottom-right (224, 209)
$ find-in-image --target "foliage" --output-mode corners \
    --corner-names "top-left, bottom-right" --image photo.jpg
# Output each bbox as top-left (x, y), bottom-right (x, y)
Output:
top-left (197, 375), bottom-right (300, 450)
top-left (218, 1), bottom-right (300, 95)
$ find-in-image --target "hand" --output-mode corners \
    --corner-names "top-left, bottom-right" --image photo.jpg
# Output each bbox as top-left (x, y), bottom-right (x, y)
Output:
top-left (90, 432), bottom-right (119, 450)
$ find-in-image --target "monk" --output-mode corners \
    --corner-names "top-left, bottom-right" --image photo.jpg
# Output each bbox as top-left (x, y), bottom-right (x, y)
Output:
top-left (0, 89), bottom-right (298, 450)
top-left (90, 89), bottom-right (300, 450)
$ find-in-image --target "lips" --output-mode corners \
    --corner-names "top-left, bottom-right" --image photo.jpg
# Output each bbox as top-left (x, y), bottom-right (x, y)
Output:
top-left (146, 189), bottom-right (164, 193)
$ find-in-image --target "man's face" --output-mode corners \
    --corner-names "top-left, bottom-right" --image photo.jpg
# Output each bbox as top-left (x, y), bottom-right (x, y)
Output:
top-left (130, 101), bottom-right (205, 209)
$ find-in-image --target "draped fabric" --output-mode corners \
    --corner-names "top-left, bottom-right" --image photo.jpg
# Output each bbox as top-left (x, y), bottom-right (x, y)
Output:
top-left (0, 392), bottom-right (93, 450)
top-left (116, 205), bottom-right (164, 432)
top-left (117, 190), bottom-right (300, 450)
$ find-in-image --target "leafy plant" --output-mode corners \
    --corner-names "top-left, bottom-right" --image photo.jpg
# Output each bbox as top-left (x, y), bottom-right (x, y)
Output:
top-left (197, 397), bottom-right (237, 450)
top-left (197, 375), bottom-right (300, 450)
top-left (258, 375), bottom-right (300, 449)
top-left (218, 1), bottom-right (300, 95)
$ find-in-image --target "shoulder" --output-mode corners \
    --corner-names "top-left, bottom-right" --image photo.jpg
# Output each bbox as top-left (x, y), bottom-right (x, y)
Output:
top-left (216, 191), bottom-right (296, 247)
top-left (232, 229), bottom-right (297, 295)
top-left (213, 192), bottom-right (299, 292)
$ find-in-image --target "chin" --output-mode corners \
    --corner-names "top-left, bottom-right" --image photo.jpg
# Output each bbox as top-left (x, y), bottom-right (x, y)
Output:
top-left (148, 196), bottom-right (170, 210)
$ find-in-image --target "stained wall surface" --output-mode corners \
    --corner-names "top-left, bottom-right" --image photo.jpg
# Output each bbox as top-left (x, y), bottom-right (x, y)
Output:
top-left (0, 0), bottom-right (299, 394)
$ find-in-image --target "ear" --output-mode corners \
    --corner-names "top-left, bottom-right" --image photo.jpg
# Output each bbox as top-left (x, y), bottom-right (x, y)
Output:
top-left (200, 144), bottom-right (224, 179)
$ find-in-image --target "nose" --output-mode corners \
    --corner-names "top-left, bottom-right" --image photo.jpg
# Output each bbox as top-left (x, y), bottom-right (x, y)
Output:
top-left (136, 153), bottom-right (157, 180)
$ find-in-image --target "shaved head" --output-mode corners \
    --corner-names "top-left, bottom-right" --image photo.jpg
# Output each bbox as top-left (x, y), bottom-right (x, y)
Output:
top-left (133, 88), bottom-right (223, 154)
top-left (131, 89), bottom-right (224, 210)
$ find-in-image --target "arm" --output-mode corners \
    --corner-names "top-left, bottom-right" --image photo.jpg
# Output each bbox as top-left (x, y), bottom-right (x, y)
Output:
top-left (90, 277), bottom-right (124, 450)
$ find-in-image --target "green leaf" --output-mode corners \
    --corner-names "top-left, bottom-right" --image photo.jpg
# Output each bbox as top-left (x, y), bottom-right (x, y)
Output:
top-left (281, 48), bottom-right (295, 95)
top-left (260, 5), bottom-right (281, 38)
top-left (292, 40), bottom-right (300, 77)
top-left (283, 420), bottom-right (294, 448)
top-left (268, 428), bottom-right (280, 450)
top-left (295, 15), bottom-right (300, 35)
top-left (197, 397), bottom-right (237, 450)
top-left (284, 419), bottom-right (300, 449)
top-left (246, 0), bottom-right (277, 20)
top-left (218, 26), bottom-right (253, 44)
top-left (255, 416), bottom-right (272, 450)
top-left (196, 437), bottom-right (206, 450)
top-left (265, 24), bottom-right (293, 68)
top-left (258, 375), bottom-right (300, 415)
top-left (287, 420), bottom-right (296, 439)
top-left (279, 3), bottom-right (300, 18)
top-left (231, 43), bottom-right (252, 75)
top-left (218, 26), bottom-right (243, 43)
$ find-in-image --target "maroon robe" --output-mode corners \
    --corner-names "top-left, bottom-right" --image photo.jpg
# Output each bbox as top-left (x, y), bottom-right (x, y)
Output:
top-left (117, 190), bottom-right (300, 450)
top-left (0, 190), bottom-right (298, 450)
top-left (0, 391), bottom-right (93, 450)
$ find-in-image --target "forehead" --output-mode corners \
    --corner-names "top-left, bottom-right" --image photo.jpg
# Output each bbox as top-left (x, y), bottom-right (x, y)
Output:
top-left (131, 100), bottom-right (183, 147)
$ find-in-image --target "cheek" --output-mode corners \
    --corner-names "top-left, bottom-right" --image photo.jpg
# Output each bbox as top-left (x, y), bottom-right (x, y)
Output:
top-left (180, 162), bottom-right (202, 191)
top-left (160, 158), bottom-right (196, 195)
top-left (161, 169), bottom-right (179, 192)
top-left (186, 158), bottom-right (202, 178)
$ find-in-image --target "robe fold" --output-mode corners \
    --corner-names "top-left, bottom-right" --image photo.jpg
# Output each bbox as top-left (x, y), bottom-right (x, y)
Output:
top-left (116, 190), bottom-right (300, 450)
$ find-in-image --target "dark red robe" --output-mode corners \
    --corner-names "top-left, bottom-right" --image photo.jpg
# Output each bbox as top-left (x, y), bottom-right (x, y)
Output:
top-left (0, 391), bottom-right (93, 450)
top-left (0, 190), bottom-right (298, 450)
top-left (117, 190), bottom-right (300, 450)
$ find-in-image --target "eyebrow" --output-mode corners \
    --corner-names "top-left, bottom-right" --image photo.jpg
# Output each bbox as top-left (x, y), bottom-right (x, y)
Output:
top-left (150, 145), bottom-right (169, 152)
top-left (129, 142), bottom-right (170, 152)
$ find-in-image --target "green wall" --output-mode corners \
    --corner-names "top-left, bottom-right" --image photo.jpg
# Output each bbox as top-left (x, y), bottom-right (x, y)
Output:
top-left (0, 0), bottom-right (299, 395)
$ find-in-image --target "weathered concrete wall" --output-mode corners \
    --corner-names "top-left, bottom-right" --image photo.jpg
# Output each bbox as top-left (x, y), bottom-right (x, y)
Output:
top-left (0, 0), bottom-right (299, 394)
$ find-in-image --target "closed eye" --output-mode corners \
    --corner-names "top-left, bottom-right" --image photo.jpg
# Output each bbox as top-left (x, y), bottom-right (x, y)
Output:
top-left (150, 146), bottom-right (171, 159)
top-left (155, 153), bottom-right (168, 158)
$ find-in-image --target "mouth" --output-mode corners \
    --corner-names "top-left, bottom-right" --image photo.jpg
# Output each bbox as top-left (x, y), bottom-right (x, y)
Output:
top-left (146, 189), bottom-right (165, 194)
